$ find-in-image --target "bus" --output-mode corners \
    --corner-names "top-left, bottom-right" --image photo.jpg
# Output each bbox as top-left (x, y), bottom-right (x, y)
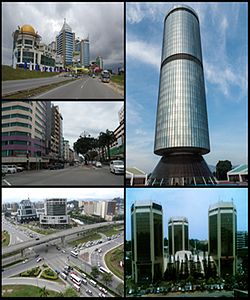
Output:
top-left (89, 279), bottom-right (97, 287)
top-left (70, 273), bottom-right (82, 286)
top-left (99, 266), bottom-right (110, 274)
top-left (70, 250), bottom-right (78, 257)
top-left (101, 70), bottom-right (110, 83)
top-left (72, 283), bottom-right (80, 292)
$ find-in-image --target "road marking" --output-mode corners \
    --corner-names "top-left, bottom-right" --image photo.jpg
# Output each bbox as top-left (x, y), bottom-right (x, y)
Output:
top-left (81, 77), bottom-right (90, 89)
top-left (32, 79), bottom-right (78, 99)
top-left (3, 179), bottom-right (11, 186)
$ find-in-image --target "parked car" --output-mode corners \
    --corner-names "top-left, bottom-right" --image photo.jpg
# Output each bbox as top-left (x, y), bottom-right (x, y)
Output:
top-left (5, 165), bottom-right (17, 174)
top-left (95, 161), bottom-right (102, 168)
top-left (2, 165), bottom-right (8, 175)
top-left (109, 160), bottom-right (124, 174)
top-left (36, 257), bottom-right (42, 262)
top-left (13, 165), bottom-right (24, 172)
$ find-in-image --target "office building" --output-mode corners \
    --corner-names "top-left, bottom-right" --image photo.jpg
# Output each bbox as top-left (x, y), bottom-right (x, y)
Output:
top-left (149, 5), bottom-right (216, 186)
top-left (227, 164), bottom-right (248, 183)
top-left (208, 201), bottom-right (237, 277)
top-left (56, 18), bottom-right (74, 66)
top-left (17, 199), bottom-right (37, 223)
top-left (110, 105), bottom-right (124, 159)
top-left (40, 198), bottom-right (69, 226)
top-left (63, 139), bottom-right (70, 162)
top-left (168, 217), bottom-right (189, 255)
top-left (12, 24), bottom-right (56, 70)
top-left (2, 101), bottom-right (48, 168)
top-left (131, 201), bottom-right (164, 283)
top-left (75, 38), bottom-right (90, 67)
top-left (237, 231), bottom-right (248, 250)
top-left (51, 104), bottom-right (63, 160)
top-left (96, 56), bottom-right (103, 69)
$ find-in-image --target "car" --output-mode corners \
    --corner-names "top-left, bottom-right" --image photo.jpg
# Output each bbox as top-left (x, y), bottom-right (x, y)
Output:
top-left (92, 74), bottom-right (96, 78)
top-left (36, 237), bottom-right (40, 240)
top-left (98, 249), bottom-right (102, 253)
top-left (35, 254), bottom-right (39, 258)
top-left (97, 262), bottom-right (100, 267)
top-left (2, 165), bottom-right (8, 175)
top-left (23, 259), bottom-right (28, 264)
top-left (56, 246), bottom-right (61, 251)
top-left (61, 249), bottom-right (66, 253)
top-left (36, 257), bottom-right (42, 262)
top-left (95, 161), bottom-right (102, 168)
top-left (5, 165), bottom-right (17, 174)
top-left (55, 270), bottom-right (60, 274)
top-left (86, 289), bottom-right (93, 295)
top-left (109, 160), bottom-right (124, 174)
top-left (13, 165), bottom-right (24, 172)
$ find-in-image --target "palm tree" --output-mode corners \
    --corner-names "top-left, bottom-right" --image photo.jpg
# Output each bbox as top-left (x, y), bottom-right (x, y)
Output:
top-left (102, 272), bottom-right (113, 286)
top-left (99, 129), bottom-right (116, 161)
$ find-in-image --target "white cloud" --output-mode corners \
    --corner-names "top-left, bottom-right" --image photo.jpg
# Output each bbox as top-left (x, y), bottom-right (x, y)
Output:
top-left (126, 38), bottom-right (161, 70)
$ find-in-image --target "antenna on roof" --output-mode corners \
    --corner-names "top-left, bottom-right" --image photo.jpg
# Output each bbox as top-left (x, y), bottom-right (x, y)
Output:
top-left (64, 18), bottom-right (66, 23)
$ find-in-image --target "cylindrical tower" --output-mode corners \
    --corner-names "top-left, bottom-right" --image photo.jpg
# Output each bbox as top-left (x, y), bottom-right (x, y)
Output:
top-left (149, 5), bottom-right (216, 186)
top-left (208, 202), bottom-right (237, 277)
top-left (168, 217), bottom-right (189, 255)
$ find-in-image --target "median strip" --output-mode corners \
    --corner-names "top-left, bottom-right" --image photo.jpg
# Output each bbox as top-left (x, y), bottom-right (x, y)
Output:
top-left (2, 79), bottom-right (76, 99)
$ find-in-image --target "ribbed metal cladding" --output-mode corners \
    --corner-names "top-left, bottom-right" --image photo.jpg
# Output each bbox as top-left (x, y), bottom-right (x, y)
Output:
top-left (154, 5), bottom-right (210, 156)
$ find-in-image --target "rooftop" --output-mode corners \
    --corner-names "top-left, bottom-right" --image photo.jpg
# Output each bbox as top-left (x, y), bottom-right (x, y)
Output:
top-left (227, 164), bottom-right (248, 175)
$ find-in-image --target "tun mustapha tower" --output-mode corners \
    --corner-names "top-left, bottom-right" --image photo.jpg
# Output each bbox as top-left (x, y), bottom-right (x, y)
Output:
top-left (149, 5), bottom-right (216, 186)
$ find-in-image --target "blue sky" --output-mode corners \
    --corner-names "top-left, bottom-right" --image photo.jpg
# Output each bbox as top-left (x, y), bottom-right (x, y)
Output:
top-left (126, 188), bottom-right (248, 241)
top-left (126, 2), bottom-right (248, 173)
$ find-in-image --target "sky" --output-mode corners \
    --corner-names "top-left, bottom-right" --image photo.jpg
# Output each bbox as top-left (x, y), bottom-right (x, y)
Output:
top-left (52, 101), bottom-right (123, 149)
top-left (2, 187), bottom-right (124, 203)
top-left (2, 2), bottom-right (124, 68)
top-left (126, 2), bottom-right (248, 173)
top-left (126, 188), bottom-right (248, 241)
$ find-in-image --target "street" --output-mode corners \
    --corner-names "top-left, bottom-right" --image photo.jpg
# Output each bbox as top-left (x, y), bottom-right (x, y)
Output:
top-left (2, 76), bottom-right (73, 95)
top-left (2, 217), bottom-right (124, 297)
top-left (2, 165), bottom-right (124, 186)
top-left (33, 76), bottom-right (123, 99)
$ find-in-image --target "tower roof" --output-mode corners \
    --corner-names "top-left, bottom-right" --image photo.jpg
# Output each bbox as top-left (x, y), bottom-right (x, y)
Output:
top-left (60, 18), bottom-right (72, 32)
top-left (20, 24), bottom-right (36, 36)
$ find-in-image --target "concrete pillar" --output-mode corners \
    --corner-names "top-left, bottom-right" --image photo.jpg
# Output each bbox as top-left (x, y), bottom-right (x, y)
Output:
top-left (61, 236), bottom-right (65, 246)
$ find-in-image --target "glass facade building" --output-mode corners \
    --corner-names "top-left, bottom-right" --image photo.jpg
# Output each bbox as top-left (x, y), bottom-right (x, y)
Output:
top-left (208, 202), bottom-right (237, 277)
top-left (149, 5), bottom-right (216, 186)
top-left (131, 201), bottom-right (164, 283)
top-left (168, 217), bottom-right (189, 255)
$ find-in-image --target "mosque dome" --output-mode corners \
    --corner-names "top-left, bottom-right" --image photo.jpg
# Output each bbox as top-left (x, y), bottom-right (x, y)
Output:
top-left (20, 24), bottom-right (36, 35)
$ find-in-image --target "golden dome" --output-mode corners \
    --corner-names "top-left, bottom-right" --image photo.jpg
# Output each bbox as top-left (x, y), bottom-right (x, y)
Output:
top-left (20, 24), bottom-right (36, 35)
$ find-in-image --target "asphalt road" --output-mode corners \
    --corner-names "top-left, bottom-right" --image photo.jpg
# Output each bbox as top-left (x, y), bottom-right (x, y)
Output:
top-left (2, 165), bottom-right (124, 186)
top-left (2, 76), bottom-right (72, 95)
top-left (2, 226), bottom-right (121, 297)
top-left (33, 76), bottom-right (123, 99)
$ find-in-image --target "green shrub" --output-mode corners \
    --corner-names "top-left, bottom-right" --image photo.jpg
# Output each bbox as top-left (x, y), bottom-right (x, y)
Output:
top-left (41, 268), bottom-right (58, 280)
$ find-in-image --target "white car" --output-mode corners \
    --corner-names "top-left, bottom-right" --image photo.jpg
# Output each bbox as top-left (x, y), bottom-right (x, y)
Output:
top-left (5, 165), bottom-right (17, 174)
top-left (109, 160), bottom-right (124, 174)
top-left (2, 165), bottom-right (8, 174)
top-left (36, 257), bottom-right (42, 262)
top-left (95, 161), bottom-right (102, 168)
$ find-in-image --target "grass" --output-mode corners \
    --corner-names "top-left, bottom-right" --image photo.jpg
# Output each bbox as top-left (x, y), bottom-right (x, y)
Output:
top-left (2, 259), bottom-right (24, 268)
top-left (68, 232), bottom-right (102, 246)
top-left (2, 65), bottom-right (59, 81)
top-left (2, 251), bottom-right (20, 259)
top-left (20, 266), bottom-right (41, 277)
top-left (100, 226), bottom-right (122, 237)
top-left (2, 231), bottom-right (10, 247)
top-left (2, 78), bottom-right (76, 99)
top-left (2, 285), bottom-right (60, 297)
top-left (110, 74), bottom-right (124, 86)
top-left (21, 225), bottom-right (56, 235)
top-left (105, 244), bottom-right (124, 281)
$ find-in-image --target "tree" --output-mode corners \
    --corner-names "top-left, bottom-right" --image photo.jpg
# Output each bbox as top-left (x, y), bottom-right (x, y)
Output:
top-left (73, 135), bottom-right (97, 163)
top-left (101, 272), bottom-right (113, 286)
top-left (99, 130), bottom-right (116, 161)
top-left (39, 286), bottom-right (49, 297)
top-left (91, 266), bottom-right (100, 278)
top-left (215, 160), bottom-right (232, 180)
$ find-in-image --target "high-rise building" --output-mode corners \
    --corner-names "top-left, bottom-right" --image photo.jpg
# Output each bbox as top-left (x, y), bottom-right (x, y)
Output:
top-left (63, 139), bottom-right (70, 162)
top-left (96, 56), bottom-right (103, 69)
top-left (131, 201), bottom-right (164, 283)
top-left (51, 104), bottom-right (63, 160)
top-left (208, 201), bottom-right (237, 277)
top-left (237, 231), bottom-right (248, 250)
top-left (17, 199), bottom-right (37, 222)
top-left (2, 101), bottom-right (48, 168)
top-left (40, 198), bottom-right (69, 226)
top-left (56, 18), bottom-right (74, 66)
top-left (168, 217), bottom-right (189, 255)
top-left (149, 5), bottom-right (216, 186)
top-left (110, 105), bottom-right (124, 159)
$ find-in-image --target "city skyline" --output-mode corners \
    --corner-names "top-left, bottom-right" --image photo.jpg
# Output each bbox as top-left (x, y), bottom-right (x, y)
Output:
top-left (126, 2), bottom-right (248, 173)
top-left (51, 101), bottom-right (123, 149)
top-left (126, 188), bottom-right (248, 241)
top-left (2, 2), bottom-right (124, 68)
top-left (2, 188), bottom-right (124, 203)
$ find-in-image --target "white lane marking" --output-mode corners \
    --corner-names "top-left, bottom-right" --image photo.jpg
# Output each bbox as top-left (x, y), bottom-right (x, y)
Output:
top-left (3, 179), bottom-right (11, 186)
top-left (16, 236), bottom-right (23, 243)
top-left (81, 77), bottom-right (90, 89)
top-left (33, 79), bottom-right (78, 99)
